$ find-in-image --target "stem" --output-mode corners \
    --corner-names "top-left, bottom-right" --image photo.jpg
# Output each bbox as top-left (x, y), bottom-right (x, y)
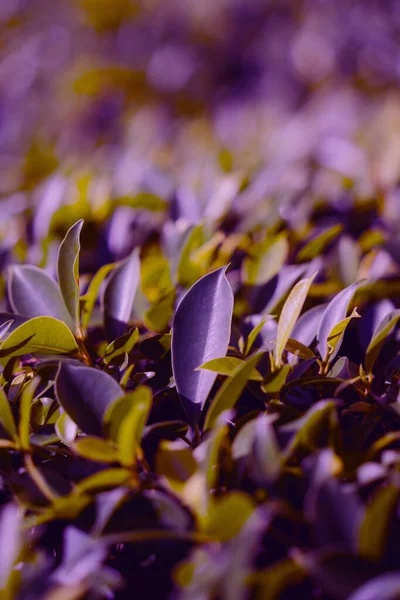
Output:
top-left (24, 453), bottom-right (58, 503)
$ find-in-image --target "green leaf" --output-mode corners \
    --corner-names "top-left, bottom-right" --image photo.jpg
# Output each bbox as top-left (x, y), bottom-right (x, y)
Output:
top-left (0, 316), bottom-right (79, 361)
top-left (117, 386), bottom-right (152, 467)
top-left (81, 262), bottom-right (116, 332)
top-left (197, 356), bottom-right (262, 381)
top-left (144, 289), bottom-right (176, 332)
top-left (55, 412), bottom-right (78, 445)
top-left (8, 265), bottom-right (74, 330)
top-left (0, 385), bottom-right (17, 442)
top-left (326, 307), bottom-right (360, 357)
top-left (19, 377), bottom-right (39, 451)
top-left (262, 364), bottom-right (291, 394)
top-left (115, 192), bottom-right (167, 212)
top-left (155, 440), bottom-right (197, 491)
top-left (274, 273), bottom-right (316, 367)
top-left (74, 468), bottom-right (135, 495)
top-left (204, 492), bottom-right (255, 541)
top-left (242, 233), bottom-right (289, 285)
top-left (296, 224), bottom-right (343, 262)
top-left (359, 485), bottom-right (399, 561)
top-left (285, 338), bottom-right (315, 360)
top-left (73, 436), bottom-right (119, 463)
top-left (57, 219), bottom-right (84, 331)
top-left (103, 328), bottom-right (139, 365)
top-left (204, 352), bottom-right (264, 431)
top-left (365, 310), bottom-right (400, 373)
top-left (244, 318), bottom-right (271, 356)
top-left (176, 225), bottom-right (206, 288)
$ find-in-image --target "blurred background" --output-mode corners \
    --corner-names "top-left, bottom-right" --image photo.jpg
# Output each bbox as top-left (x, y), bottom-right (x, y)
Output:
top-left (1, 0), bottom-right (400, 275)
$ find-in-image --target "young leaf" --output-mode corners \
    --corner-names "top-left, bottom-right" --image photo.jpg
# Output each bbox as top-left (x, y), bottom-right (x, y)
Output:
top-left (80, 262), bottom-right (115, 333)
top-left (19, 377), bottom-right (39, 451)
top-left (8, 265), bottom-right (74, 330)
top-left (117, 386), bottom-right (152, 467)
top-left (73, 436), bottom-right (119, 463)
top-left (0, 316), bottom-right (79, 360)
top-left (0, 386), bottom-right (17, 442)
top-left (172, 266), bottom-right (233, 425)
top-left (274, 273), bottom-right (317, 367)
top-left (102, 247), bottom-right (140, 341)
top-left (296, 224), bottom-right (343, 262)
top-left (55, 412), bottom-right (78, 445)
top-left (55, 362), bottom-right (123, 436)
top-left (197, 356), bottom-right (262, 381)
top-left (365, 310), bottom-right (400, 373)
top-left (317, 280), bottom-right (365, 362)
top-left (285, 338), bottom-right (315, 360)
top-left (204, 352), bottom-right (263, 431)
top-left (326, 307), bottom-right (361, 359)
top-left (57, 219), bottom-right (84, 331)
top-left (103, 328), bottom-right (139, 365)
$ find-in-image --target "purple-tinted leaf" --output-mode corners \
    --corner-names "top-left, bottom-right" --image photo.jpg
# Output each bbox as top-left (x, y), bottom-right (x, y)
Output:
top-left (102, 247), bottom-right (140, 341)
top-left (55, 362), bottom-right (123, 436)
top-left (262, 264), bottom-right (308, 315)
top-left (365, 309), bottom-right (400, 373)
top-left (317, 280), bottom-right (365, 361)
top-left (8, 265), bottom-right (74, 330)
top-left (0, 503), bottom-right (23, 589)
top-left (172, 266), bottom-right (233, 425)
top-left (359, 299), bottom-right (395, 350)
top-left (347, 573), bottom-right (400, 600)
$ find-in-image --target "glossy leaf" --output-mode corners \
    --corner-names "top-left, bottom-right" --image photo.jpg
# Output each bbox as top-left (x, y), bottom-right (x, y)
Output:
top-left (317, 280), bottom-right (365, 361)
top-left (80, 262), bottom-right (115, 332)
top-left (274, 273), bottom-right (316, 367)
top-left (102, 247), bottom-right (140, 341)
top-left (326, 307), bottom-right (361, 358)
top-left (55, 412), bottom-right (78, 445)
top-left (0, 385), bottom-right (17, 442)
top-left (365, 309), bottom-right (400, 373)
top-left (197, 356), bottom-right (262, 381)
top-left (19, 377), bottom-right (39, 451)
top-left (0, 316), bottom-right (79, 360)
top-left (55, 362), bottom-right (123, 436)
top-left (172, 266), bottom-right (233, 425)
top-left (103, 327), bottom-right (139, 365)
top-left (8, 265), bottom-right (74, 329)
top-left (73, 436), bottom-right (119, 463)
top-left (204, 352), bottom-right (263, 431)
top-left (117, 386), bottom-right (152, 467)
top-left (57, 219), bottom-right (84, 331)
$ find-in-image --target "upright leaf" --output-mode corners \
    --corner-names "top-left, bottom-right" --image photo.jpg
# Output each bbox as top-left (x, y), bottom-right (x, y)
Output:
top-left (55, 363), bottom-right (123, 436)
top-left (8, 265), bottom-right (74, 330)
top-left (102, 248), bottom-right (140, 341)
top-left (365, 310), bottom-right (400, 373)
top-left (171, 266), bottom-right (233, 425)
top-left (204, 352), bottom-right (263, 431)
top-left (80, 262), bottom-right (115, 333)
top-left (274, 273), bottom-right (316, 368)
top-left (19, 377), bottom-right (39, 451)
top-left (57, 219), bottom-right (84, 331)
top-left (317, 280), bottom-right (365, 362)
top-left (117, 386), bottom-right (152, 467)
top-left (0, 386), bottom-right (17, 442)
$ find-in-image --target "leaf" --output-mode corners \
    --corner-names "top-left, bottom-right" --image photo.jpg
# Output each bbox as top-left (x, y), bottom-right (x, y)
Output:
top-left (274, 273), bottom-right (316, 367)
top-left (358, 485), bottom-right (399, 561)
top-left (55, 412), bottom-right (78, 445)
top-left (57, 219), bottom-right (84, 331)
top-left (117, 387), bottom-right (152, 467)
top-left (73, 436), bottom-right (119, 463)
top-left (55, 362), bottom-right (123, 436)
top-left (80, 262), bottom-right (115, 332)
top-left (74, 468), bottom-right (134, 495)
top-left (8, 265), bottom-right (74, 330)
top-left (176, 224), bottom-right (206, 288)
top-left (347, 573), bottom-right (400, 600)
top-left (204, 492), bottom-right (255, 541)
top-left (365, 309), bottom-right (400, 373)
top-left (0, 385), bottom-right (17, 442)
top-left (261, 364), bottom-right (291, 394)
top-left (115, 192), bottom-right (167, 212)
top-left (197, 356), bottom-right (262, 381)
top-left (204, 352), bottom-right (263, 431)
top-left (102, 248), bottom-right (140, 341)
top-left (172, 266), bottom-right (234, 425)
top-left (326, 307), bottom-right (361, 359)
top-left (19, 377), bottom-right (39, 451)
top-left (144, 289), bottom-right (176, 332)
top-left (285, 338), bottom-right (315, 360)
top-left (242, 233), bottom-right (289, 285)
top-left (296, 224), bottom-right (343, 262)
top-left (245, 318), bottom-right (271, 356)
top-left (103, 328), bottom-right (139, 365)
top-left (0, 503), bottom-right (23, 590)
top-left (0, 316), bottom-right (79, 361)
top-left (317, 280), bottom-right (365, 362)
